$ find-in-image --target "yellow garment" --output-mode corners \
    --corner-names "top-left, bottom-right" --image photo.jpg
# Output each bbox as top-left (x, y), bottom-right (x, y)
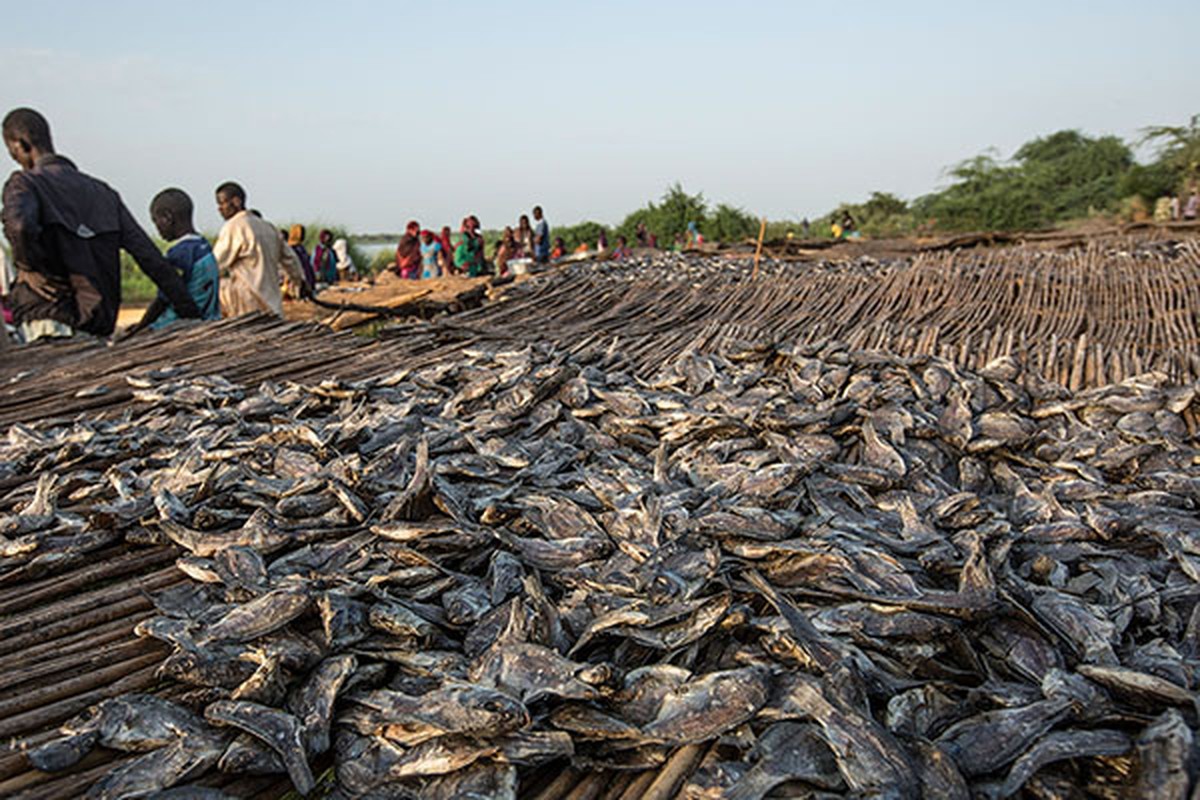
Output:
top-left (213, 210), bottom-right (304, 317)
top-left (831, 223), bottom-right (844, 239)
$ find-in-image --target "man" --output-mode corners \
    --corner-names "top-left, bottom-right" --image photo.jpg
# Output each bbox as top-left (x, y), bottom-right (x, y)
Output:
top-left (532, 205), bottom-right (550, 264)
top-left (211, 181), bottom-right (307, 317)
top-left (125, 188), bottom-right (220, 335)
top-left (1, 108), bottom-right (199, 341)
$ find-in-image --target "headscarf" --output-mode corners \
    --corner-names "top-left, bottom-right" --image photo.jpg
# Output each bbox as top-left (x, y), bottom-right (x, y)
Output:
top-left (288, 224), bottom-right (305, 247)
top-left (440, 226), bottom-right (454, 260)
top-left (333, 239), bottom-right (354, 272)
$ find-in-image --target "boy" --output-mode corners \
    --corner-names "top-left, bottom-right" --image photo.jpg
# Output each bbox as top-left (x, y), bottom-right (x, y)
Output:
top-left (128, 188), bottom-right (220, 333)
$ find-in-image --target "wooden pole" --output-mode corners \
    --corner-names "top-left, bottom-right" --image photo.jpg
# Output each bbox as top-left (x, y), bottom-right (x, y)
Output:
top-left (752, 218), bottom-right (767, 279)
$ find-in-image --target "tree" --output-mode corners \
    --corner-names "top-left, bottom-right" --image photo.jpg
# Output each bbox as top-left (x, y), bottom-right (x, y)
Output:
top-left (705, 203), bottom-right (759, 243)
top-left (617, 183), bottom-right (708, 243)
top-left (1141, 113), bottom-right (1200, 187)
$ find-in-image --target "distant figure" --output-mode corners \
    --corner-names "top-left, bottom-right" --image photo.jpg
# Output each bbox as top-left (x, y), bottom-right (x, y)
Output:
top-left (516, 214), bottom-right (534, 258)
top-left (1, 107), bottom-right (199, 340)
top-left (313, 229), bottom-right (338, 284)
top-left (212, 181), bottom-right (306, 317)
top-left (494, 227), bottom-right (517, 276)
top-left (597, 230), bottom-right (608, 253)
top-left (648, 233), bottom-right (658, 249)
top-left (455, 219), bottom-right (485, 277)
top-left (1185, 189), bottom-right (1199, 221)
top-left (672, 233), bottom-right (685, 251)
top-left (686, 221), bottom-right (703, 247)
top-left (288, 224), bottom-right (316, 290)
top-left (550, 237), bottom-right (565, 260)
top-left (469, 215), bottom-right (485, 261)
top-left (610, 236), bottom-right (632, 259)
top-left (573, 242), bottom-right (590, 254)
top-left (1170, 195), bottom-right (1182, 221)
top-left (127, 188), bottom-right (220, 334)
top-left (333, 238), bottom-right (357, 281)
top-left (419, 230), bottom-right (442, 279)
top-left (635, 221), bottom-right (648, 247)
top-left (532, 205), bottom-right (550, 263)
top-left (841, 211), bottom-right (858, 237)
top-left (395, 221), bottom-right (421, 280)
top-left (439, 226), bottom-right (455, 275)
top-left (831, 218), bottom-right (844, 239)
top-left (802, 218), bottom-right (811, 238)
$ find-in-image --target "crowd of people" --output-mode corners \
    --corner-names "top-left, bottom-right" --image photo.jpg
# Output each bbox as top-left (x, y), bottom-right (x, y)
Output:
top-left (392, 206), bottom-right (552, 280)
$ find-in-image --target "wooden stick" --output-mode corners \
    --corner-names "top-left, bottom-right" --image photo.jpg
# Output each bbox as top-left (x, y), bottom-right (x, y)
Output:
top-left (642, 743), bottom-right (707, 800)
top-left (0, 654), bottom-right (164, 737)
top-left (752, 218), bottom-right (767, 280)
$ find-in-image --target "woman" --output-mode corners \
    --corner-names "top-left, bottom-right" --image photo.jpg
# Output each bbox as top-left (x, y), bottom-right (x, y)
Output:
top-left (288, 224), bottom-right (316, 291)
top-left (494, 227), bottom-right (517, 276)
top-left (439, 226), bottom-right (455, 275)
top-left (419, 230), bottom-right (442, 280)
top-left (517, 214), bottom-right (534, 258)
top-left (395, 221), bottom-right (421, 280)
top-left (313, 229), bottom-right (338, 285)
top-left (333, 238), bottom-right (358, 282)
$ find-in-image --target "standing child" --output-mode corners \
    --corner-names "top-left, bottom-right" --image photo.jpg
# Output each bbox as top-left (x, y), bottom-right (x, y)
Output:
top-left (127, 188), bottom-right (221, 333)
top-left (420, 230), bottom-right (443, 279)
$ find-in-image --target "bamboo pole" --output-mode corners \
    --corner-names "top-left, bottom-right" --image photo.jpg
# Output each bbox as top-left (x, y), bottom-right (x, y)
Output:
top-left (752, 218), bottom-right (767, 280)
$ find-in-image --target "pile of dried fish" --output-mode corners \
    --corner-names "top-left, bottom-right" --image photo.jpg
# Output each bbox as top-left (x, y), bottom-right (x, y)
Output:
top-left (6, 339), bottom-right (1200, 799)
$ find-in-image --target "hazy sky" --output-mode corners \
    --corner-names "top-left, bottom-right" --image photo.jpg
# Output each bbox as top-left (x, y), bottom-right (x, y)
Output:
top-left (1, 0), bottom-right (1196, 235)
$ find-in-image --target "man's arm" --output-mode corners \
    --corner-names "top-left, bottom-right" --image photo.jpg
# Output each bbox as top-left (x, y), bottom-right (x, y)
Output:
top-left (2, 173), bottom-right (47, 271)
top-left (117, 202), bottom-right (200, 318)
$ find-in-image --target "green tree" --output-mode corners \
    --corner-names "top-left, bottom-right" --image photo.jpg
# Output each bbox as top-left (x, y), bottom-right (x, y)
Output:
top-left (617, 183), bottom-right (708, 243)
top-left (705, 203), bottom-right (759, 243)
top-left (1141, 113), bottom-right (1200, 187)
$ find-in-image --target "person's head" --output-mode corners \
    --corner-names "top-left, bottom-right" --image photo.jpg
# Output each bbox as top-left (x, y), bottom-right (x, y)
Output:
top-left (618, 235), bottom-right (627, 246)
top-left (441, 225), bottom-right (451, 237)
top-left (215, 182), bottom-right (246, 220)
top-left (149, 188), bottom-right (196, 241)
top-left (421, 230), bottom-right (434, 243)
top-left (405, 220), bottom-right (420, 237)
top-left (519, 214), bottom-right (530, 229)
top-left (319, 228), bottom-right (333, 245)
top-left (3, 108), bottom-right (54, 170)
top-left (533, 205), bottom-right (543, 220)
top-left (470, 215), bottom-right (480, 230)
top-left (554, 237), bottom-right (564, 249)
top-left (288, 224), bottom-right (306, 247)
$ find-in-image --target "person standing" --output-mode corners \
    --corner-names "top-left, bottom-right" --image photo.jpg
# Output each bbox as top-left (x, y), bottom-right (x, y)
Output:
top-left (395, 221), bottom-right (421, 279)
top-left (419, 230), bottom-right (442, 279)
top-left (333, 238), bottom-right (358, 282)
top-left (516, 214), bottom-right (534, 258)
top-left (312, 229), bottom-right (338, 285)
top-left (124, 188), bottom-right (220, 334)
top-left (532, 206), bottom-right (550, 264)
top-left (1, 108), bottom-right (199, 341)
top-left (288, 224), bottom-right (316, 291)
top-left (1185, 189), bottom-right (1199, 222)
top-left (438, 225), bottom-right (455, 275)
top-left (212, 181), bottom-right (307, 317)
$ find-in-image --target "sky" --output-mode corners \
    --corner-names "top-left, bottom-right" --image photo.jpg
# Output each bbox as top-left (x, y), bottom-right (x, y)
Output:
top-left (1, 0), bottom-right (1197, 236)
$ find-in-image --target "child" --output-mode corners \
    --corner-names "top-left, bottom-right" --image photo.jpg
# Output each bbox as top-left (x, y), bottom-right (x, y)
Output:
top-left (420, 229), bottom-right (443, 279)
top-left (128, 188), bottom-right (220, 333)
top-left (550, 237), bottom-right (565, 260)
